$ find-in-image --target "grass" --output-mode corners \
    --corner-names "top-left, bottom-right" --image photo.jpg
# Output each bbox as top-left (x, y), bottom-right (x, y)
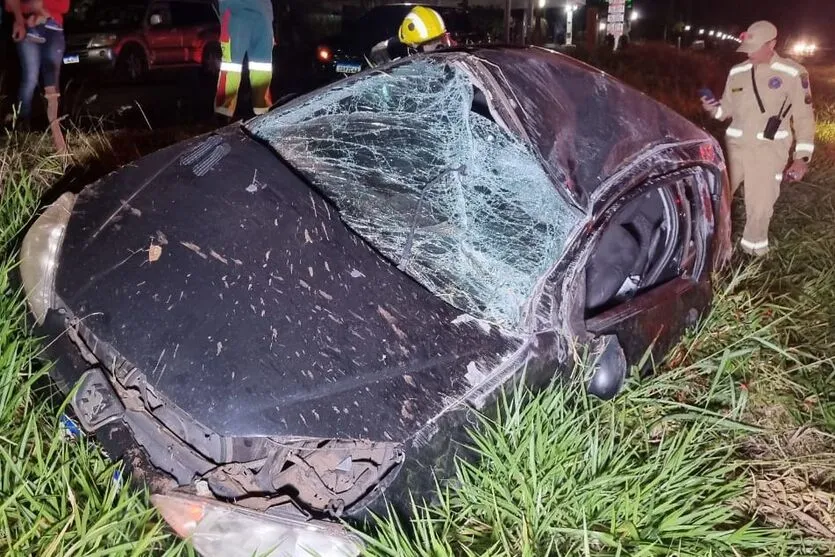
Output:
top-left (2, 49), bottom-right (835, 555)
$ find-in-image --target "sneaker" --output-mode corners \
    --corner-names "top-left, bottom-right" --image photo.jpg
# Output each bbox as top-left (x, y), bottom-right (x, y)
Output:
top-left (25, 24), bottom-right (47, 43)
top-left (44, 17), bottom-right (63, 31)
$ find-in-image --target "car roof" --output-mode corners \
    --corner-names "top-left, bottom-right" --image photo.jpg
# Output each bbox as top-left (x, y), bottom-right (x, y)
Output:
top-left (447, 47), bottom-right (714, 203)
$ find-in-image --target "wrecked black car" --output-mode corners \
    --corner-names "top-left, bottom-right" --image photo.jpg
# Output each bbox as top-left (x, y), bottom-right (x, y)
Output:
top-left (21, 47), bottom-right (731, 556)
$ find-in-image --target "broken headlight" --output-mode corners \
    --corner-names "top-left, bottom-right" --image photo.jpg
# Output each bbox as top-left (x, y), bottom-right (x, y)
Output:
top-left (20, 192), bottom-right (76, 324)
top-left (152, 494), bottom-right (362, 557)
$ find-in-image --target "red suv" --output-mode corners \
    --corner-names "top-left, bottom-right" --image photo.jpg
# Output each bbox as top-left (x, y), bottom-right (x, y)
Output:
top-left (63, 0), bottom-right (221, 80)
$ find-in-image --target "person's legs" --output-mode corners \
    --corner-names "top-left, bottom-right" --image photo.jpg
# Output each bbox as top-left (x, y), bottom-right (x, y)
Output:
top-left (41, 28), bottom-right (66, 152)
top-left (740, 143), bottom-right (789, 256)
top-left (15, 38), bottom-right (41, 125)
top-left (247, 10), bottom-right (273, 115)
top-left (726, 144), bottom-right (745, 197)
top-left (214, 6), bottom-right (249, 119)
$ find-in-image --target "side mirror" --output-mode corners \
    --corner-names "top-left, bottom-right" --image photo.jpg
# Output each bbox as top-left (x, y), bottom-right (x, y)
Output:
top-left (149, 13), bottom-right (162, 26)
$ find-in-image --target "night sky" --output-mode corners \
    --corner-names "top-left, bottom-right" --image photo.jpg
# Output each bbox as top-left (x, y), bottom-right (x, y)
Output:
top-left (636, 0), bottom-right (833, 46)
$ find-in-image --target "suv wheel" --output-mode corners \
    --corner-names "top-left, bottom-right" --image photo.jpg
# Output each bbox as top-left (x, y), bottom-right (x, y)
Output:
top-left (117, 45), bottom-right (148, 82)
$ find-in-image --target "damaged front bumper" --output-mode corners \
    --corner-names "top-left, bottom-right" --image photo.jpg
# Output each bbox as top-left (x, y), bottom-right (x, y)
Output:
top-left (30, 306), bottom-right (395, 554)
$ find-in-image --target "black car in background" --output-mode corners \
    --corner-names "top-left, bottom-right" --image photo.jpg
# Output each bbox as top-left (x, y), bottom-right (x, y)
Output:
top-left (314, 4), bottom-right (489, 82)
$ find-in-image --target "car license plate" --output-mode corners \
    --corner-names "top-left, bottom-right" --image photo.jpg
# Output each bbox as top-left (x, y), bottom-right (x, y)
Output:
top-left (63, 54), bottom-right (80, 64)
top-left (336, 63), bottom-right (361, 74)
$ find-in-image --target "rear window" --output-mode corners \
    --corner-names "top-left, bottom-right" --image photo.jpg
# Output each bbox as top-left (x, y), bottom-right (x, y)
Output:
top-left (248, 56), bottom-right (579, 329)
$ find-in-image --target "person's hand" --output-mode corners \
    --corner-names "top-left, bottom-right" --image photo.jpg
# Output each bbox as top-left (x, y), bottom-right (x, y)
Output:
top-left (12, 18), bottom-right (26, 42)
top-left (700, 96), bottom-right (719, 114)
top-left (786, 158), bottom-right (809, 182)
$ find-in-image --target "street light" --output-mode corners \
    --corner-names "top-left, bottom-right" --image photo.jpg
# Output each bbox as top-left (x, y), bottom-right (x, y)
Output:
top-left (566, 4), bottom-right (576, 46)
top-left (539, 0), bottom-right (546, 8)
top-left (599, 21), bottom-right (607, 32)
top-left (630, 10), bottom-right (639, 22)
top-left (699, 28), bottom-right (705, 35)
top-left (708, 30), bottom-right (715, 36)
top-left (685, 25), bottom-right (691, 32)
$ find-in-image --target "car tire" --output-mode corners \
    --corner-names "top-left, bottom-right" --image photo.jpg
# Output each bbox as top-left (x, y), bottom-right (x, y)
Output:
top-left (202, 42), bottom-right (222, 76)
top-left (586, 335), bottom-right (628, 400)
top-left (117, 45), bottom-right (148, 82)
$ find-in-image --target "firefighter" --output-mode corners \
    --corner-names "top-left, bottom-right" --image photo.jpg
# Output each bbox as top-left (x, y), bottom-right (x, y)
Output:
top-left (703, 21), bottom-right (815, 257)
top-left (214, 0), bottom-right (274, 120)
top-left (369, 6), bottom-right (453, 66)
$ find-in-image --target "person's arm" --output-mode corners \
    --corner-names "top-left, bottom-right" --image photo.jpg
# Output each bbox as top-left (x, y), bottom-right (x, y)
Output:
top-left (790, 69), bottom-right (815, 161)
top-left (786, 67), bottom-right (815, 181)
top-left (6, 0), bottom-right (26, 41)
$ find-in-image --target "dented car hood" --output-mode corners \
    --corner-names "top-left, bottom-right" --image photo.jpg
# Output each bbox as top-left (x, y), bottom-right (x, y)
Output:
top-left (56, 130), bottom-right (521, 441)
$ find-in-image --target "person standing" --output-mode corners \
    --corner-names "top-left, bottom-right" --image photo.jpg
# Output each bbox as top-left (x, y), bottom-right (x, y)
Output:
top-left (6, 0), bottom-right (69, 153)
top-left (214, 0), bottom-right (274, 121)
top-left (702, 21), bottom-right (815, 257)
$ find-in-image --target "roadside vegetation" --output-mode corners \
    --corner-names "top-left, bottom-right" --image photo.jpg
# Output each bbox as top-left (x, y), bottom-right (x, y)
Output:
top-left (1, 46), bottom-right (834, 555)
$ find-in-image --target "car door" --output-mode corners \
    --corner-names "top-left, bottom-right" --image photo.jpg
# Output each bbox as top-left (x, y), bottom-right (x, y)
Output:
top-left (170, 0), bottom-right (218, 64)
top-left (581, 167), bottom-right (718, 378)
top-left (144, 2), bottom-right (181, 65)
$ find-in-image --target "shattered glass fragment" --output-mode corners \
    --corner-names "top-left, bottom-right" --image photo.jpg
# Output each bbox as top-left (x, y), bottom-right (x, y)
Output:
top-left (249, 57), bottom-right (579, 329)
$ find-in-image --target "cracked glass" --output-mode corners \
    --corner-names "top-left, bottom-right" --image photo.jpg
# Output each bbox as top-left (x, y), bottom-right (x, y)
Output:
top-left (248, 56), bottom-right (579, 329)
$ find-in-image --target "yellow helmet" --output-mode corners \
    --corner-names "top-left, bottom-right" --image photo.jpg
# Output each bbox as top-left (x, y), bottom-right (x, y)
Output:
top-left (398, 6), bottom-right (447, 48)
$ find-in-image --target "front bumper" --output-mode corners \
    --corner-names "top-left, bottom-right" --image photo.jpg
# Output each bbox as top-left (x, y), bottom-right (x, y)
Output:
top-left (62, 48), bottom-right (116, 69)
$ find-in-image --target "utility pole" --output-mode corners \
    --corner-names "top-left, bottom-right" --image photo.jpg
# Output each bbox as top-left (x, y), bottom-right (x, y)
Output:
top-left (505, 0), bottom-right (512, 43)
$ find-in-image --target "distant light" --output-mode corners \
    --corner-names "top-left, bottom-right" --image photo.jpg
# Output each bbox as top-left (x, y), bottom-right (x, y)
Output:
top-left (630, 10), bottom-right (639, 21)
top-left (316, 45), bottom-right (332, 62)
top-left (699, 28), bottom-right (705, 35)
top-left (599, 21), bottom-right (607, 31)
top-left (685, 25), bottom-right (691, 32)
top-left (708, 30), bottom-right (715, 36)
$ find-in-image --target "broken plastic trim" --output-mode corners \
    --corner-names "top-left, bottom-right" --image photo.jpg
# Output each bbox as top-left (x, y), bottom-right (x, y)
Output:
top-left (248, 56), bottom-right (579, 330)
top-left (63, 310), bottom-right (404, 516)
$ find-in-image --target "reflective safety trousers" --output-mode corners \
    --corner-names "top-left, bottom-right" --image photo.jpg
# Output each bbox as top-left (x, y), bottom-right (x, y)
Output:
top-left (214, 0), bottom-right (274, 117)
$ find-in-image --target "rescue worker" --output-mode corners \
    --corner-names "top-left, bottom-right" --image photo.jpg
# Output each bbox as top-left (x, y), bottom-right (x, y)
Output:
top-left (369, 6), bottom-right (453, 66)
top-left (702, 21), bottom-right (815, 257)
top-left (214, 0), bottom-right (274, 120)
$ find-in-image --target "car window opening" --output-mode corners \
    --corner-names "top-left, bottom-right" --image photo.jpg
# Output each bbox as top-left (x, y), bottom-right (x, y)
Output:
top-left (583, 174), bottom-right (703, 318)
top-left (248, 56), bottom-right (579, 329)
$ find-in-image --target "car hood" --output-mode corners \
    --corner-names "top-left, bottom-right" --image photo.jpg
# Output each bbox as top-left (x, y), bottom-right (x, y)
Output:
top-left (55, 128), bottom-right (520, 441)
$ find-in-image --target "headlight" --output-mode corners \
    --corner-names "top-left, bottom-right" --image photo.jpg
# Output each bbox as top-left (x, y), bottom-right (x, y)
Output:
top-left (151, 494), bottom-right (362, 557)
top-left (88, 34), bottom-right (118, 48)
top-left (20, 193), bottom-right (76, 325)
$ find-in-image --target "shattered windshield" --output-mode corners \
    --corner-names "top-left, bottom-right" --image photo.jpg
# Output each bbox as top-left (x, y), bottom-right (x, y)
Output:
top-left (248, 56), bottom-right (579, 329)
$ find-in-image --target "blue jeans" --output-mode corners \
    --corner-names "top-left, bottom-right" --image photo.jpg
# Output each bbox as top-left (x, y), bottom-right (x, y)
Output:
top-left (16, 27), bottom-right (65, 121)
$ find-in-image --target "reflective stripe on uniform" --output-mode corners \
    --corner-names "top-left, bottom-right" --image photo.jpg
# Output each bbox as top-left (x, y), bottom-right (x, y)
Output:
top-left (714, 106), bottom-right (724, 119)
top-left (796, 142), bottom-right (815, 154)
top-left (726, 127), bottom-right (743, 138)
top-left (405, 12), bottom-right (429, 40)
top-left (741, 238), bottom-right (769, 250)
top-left (770, 62), bottom-right (799, 77)
top-left (249, 61), bottom-right (273, 72)
top-left (756, 131), bottom-right (790, 140)
top-left (220, 62), bottom-right (243, 73)
top-left (775, 173), bottom-right (783, 181)
top-left (729, 63), bottom-right (753, 76)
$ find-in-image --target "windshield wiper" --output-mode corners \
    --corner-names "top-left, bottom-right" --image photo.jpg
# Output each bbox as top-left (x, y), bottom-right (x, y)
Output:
top-left (398, 164), bottom-right (466, 270)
